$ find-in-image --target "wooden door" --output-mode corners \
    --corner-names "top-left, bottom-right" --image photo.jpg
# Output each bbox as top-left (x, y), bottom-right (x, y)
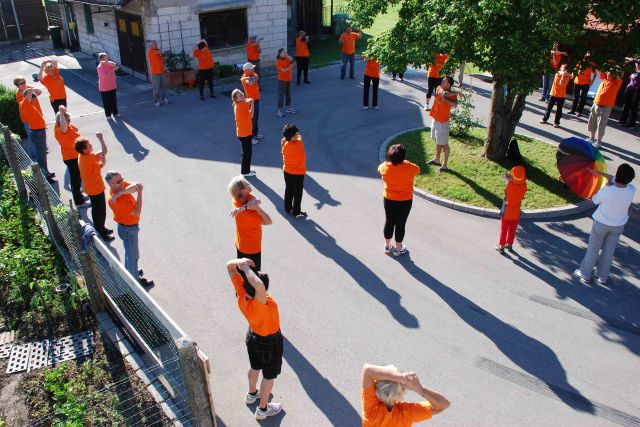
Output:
top-left (115, 10), bottom-right (147, 75)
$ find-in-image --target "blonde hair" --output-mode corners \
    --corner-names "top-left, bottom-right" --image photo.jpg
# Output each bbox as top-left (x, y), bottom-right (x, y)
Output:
top-left (375, 365), bottom-right (405, 406)
top-left (228, 176), bottom-right (248, 200)
top-left (231, 89), bottom-right (244, 103)
top-left (13, 76), bottom-right (26, 86)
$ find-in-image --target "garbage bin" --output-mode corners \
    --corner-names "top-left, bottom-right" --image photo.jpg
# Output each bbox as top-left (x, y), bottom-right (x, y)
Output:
top-left (49, 26), bottom-right (63, 49)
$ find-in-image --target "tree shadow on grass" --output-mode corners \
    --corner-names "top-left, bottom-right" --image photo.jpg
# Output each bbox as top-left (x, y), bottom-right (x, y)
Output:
top-left (394, 254), bottom-right (595, 414)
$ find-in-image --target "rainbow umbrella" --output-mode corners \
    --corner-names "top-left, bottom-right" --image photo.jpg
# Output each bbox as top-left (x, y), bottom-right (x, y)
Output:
top-left (556, 137), bottom-right (607, 199)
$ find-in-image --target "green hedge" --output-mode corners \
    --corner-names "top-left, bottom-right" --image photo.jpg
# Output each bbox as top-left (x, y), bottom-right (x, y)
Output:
top-left (0, 84), bottom-right (26, 139)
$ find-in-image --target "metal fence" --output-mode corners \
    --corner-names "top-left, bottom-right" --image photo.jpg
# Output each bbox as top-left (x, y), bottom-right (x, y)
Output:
top-left (0, 125), bottom-right (216, 427)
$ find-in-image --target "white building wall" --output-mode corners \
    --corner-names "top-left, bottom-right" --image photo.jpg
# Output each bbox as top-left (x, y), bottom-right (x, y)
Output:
top-left (73, 3), bottom-right (120, 63)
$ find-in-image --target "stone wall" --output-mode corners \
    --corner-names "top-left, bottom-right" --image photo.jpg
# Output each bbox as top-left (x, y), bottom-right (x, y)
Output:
top-left (73, 3), bottom-right (121, 63)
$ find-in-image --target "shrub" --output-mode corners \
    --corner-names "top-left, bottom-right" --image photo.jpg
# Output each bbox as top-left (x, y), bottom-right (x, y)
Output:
top-left (0, 84), bottom-right (26, 139)
top-left (162, 51), bottom-right (180, 71)
top-left (450, 88), bottom-right (481, 138)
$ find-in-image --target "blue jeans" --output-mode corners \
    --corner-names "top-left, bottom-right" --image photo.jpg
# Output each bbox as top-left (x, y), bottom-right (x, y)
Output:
top-left (117, 224), bottom-right (140, 282)
top-left (30, 128), bottom-right (49, 174)
top-left (23, 123), bottom-right (36, 158)
top-left (341, 53), bottom-right (355, 79)
top-left (252, 99), bottom-right (260, 136)
top-left (541, 73), bottom-right (553, 101)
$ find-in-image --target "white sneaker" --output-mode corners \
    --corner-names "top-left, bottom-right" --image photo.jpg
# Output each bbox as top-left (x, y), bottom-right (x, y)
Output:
top-left (594, 142), bottom-right (601, 149)
top-left (423, 105), bottom-right (430, 111)
top-left (245, 389), bottom-right (261, 404)
top-left (277, 111), bottom-right (285, 117)
top-left (286, 107), bottom-right (297, 114)
top-left (374, 106), bottom-right (380, 110)
top-left (163, 97), bottom-right (170, 104)
top-left (243, 170), bottom-right (257, 177)
top-left (154, 101), bottom-right (162, 107)
top-left (363, 106), bottom-right (369, 110)
top-left (255, 134), bottom-right (264, 139)
top-left (252, 138), bottom-right (260, 145)
top-left (255, 402), bottom-right (282, 420)
top-left (573, 269), bottom-right (590, 285)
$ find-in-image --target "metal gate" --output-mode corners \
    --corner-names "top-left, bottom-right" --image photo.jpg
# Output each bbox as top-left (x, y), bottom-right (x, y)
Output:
top-left (0, 0), bottom-right (49, 41)
top-left (115, 10), bottom-right (147, 75)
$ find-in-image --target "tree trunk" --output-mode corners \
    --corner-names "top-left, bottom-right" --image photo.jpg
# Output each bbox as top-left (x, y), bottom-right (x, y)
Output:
top-left (483, 78), bottom-right (527, 161)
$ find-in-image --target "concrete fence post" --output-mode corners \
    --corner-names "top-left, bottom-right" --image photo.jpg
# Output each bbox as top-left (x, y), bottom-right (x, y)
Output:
top-left (177, 337), bottom-right (216, 427)
top-left (30, 163), bottom-right (64, 247)
top-left (2, 126), bottom-right (27, 200)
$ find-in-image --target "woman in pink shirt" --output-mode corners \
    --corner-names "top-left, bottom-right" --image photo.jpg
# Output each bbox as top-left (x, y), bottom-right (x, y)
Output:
top-left (97, 52), bottom-right (119, 118)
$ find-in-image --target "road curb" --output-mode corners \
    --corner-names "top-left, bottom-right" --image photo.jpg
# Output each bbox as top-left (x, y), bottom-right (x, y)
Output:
top-left (379, 128), bottom-right (595, 220)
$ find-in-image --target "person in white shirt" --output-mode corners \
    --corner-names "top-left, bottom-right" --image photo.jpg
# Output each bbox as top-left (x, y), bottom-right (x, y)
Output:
top-left (574, 164), bottom-right (636, 285)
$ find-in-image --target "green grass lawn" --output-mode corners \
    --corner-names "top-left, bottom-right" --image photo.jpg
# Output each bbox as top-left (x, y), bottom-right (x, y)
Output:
top-left (389, 127), bottom-right (581, 209)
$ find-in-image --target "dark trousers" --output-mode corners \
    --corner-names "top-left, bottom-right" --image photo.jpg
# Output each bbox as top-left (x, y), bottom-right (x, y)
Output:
top-left (383, 198), bottom-right (412, 242)
top-left (249, 60), bottom-right (260, 76)
top-left (50, 98), bottom-right (67, 114)
top-left (252, 99), bottom-right (260, 137)
top-left (284, 172), bottom-right (305, 215)
top-left (427, 77), bottom-right (443, 99)
top-left (341, 53), bottom-right (355, 79)
top-left (239, 135), bottom-right (253, 174)
top-left (100, 90), bottom-right (119, 117)
top-left (392, 71), bottom-right (404, 80)
top-left (63, 158), bottom-right (84, 205)
top-left (237, 248), bottom-right (261, 271)
top-left (88, 192), bottom-right (108, 236)
top-left (364, 75), bottom-right (379, 107)
top-left (543, 96), bottom-right (565, 125)
top-left (296, 56), bottom-right (309, 83)
top-left (620, 89), bottom-right (639, 127)
top-left (569, 84), bottom-right (589, 114)
top-left (198, 67), bottom-right (214, 96)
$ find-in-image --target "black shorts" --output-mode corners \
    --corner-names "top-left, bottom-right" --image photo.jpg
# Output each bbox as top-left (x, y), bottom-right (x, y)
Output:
top-left (245, 328), bottom-right (283, 380)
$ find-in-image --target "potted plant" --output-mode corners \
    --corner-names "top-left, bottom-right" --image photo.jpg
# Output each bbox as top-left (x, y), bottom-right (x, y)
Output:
top-left (163, 50), bottom-right (183, 87)
top-left (178, 50), bottom-right (196, 85)
top-left (219, 64), bottom-right (235, 78)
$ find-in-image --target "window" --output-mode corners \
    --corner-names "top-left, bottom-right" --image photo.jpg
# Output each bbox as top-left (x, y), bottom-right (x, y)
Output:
top-left (199, 9), bottom-right (247, 50)
top-left (83, 4), bottom-right (94, 34)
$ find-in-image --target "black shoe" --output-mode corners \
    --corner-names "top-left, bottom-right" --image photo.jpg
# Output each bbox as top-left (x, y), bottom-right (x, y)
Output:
top-left (101, 234), bottom-right (115, 242)
top-left (140, 278), bottom-right (155, 287)
top-left (296, 81), bottom-right (300, 86)
top-left (349, 76), bottom-right (355, 79)
top-left (304, 80), bottom-right (311, 84)
top-left (210, 93), bottom-right (216, 98)
top-left (294, 212), bottom-right (308, 219)
top-left (105, 229), bottom-right (114, 235)
top-left (340, 76), bottom-right (345, 80)
top-left (200, 96), bottom-right (205, 100)
top-left (138, 269), bottom-right (144, 277)
top-left (46, 175), bottom-right (57, 183)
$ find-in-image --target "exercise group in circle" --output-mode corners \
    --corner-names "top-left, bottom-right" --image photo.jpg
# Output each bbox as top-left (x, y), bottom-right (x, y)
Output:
top-left (11, 27), bottom-right (638, 424)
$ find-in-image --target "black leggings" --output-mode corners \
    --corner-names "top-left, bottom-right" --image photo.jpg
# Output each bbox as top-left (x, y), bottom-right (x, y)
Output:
top-left (198, 67), bottom-right (214, 96)
top-left (383, 198), bottom-right (412, 242)
top-left (63, 158), bottom-right (84, 205)
top-left (427, 77), bottom-right (443, 99)
top-left (239, 135), bottom-right (253, 174)
top-left (88, 192), bottom-right (107, 236)
top-left (100, 89), bottom-right (119, 117)
top-left (296, 56), bottom-right (309, 83)
top-left (284, 172), bottom-right (304, 215)
top-left (50, 98), bottom-right (67, 114)
top-left (237, 248), bottom-right (261, 271)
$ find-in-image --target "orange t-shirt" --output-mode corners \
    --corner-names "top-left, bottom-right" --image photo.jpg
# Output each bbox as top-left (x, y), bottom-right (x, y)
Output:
top-left (234, 100), bottom-right (253, 137)
top-left (365, 59), bottom-right (380, 78)
top-left (108, 180), bottom-right (140, 225)
top-left (16, 87), bottom-right (43, 116)
top-left (231, 274), bottom-right (280, 336)
top-left (78, 153), bottom-right (105, 196)
top-left (594, 72), bottom-right (623, 108)
top-left (295, 36), bottom-right (309, 57)
top-left (378, 161), bottom-right (420, 201)
top-left (19, 98), bottom-right (46, 130)
top-left (246, 42), bottom-right (261, 61)
top-left (430, 87), bottom-right (453, 123)
top-left (574, 67), bottom-right (593, 86)
top-left (503, 180), bottom-right (527, 220)
top-left (550, 52), bottom-right (563, 70)
top-left (550, 72), bottom-right (571, 98)
top-left (148, 48), bottom-right (165, 75)
top-left (233, 194), bottom-right (262, 254)
top-left (241, 72), bottom-right (260, 100)
top-left (362, 385), bottom-right (432, 427)
top-left (428, 54), bottom-right (448, 78)
top-left (54, 123), bottom-right (81, 161)
top-left (281, 136), bottom-right (306, 175)
top-left (40, 69), bottom-right (66, 101)
top-left (340, 33), bottom-right (359, 55)
top-left (193, 47), bottom-right (214, 70)
top-left (276, 58), bottom-right (293, 82)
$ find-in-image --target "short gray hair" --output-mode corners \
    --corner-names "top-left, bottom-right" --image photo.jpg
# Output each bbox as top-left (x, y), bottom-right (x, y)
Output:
top-left (228, 175), bottom-right (248, 200)
top-left (104, 170), bottom-right (121, 184)
top-left (375, 365), bottom-right (405, 406)
top-left (98, 52), bottom-right (108, 60)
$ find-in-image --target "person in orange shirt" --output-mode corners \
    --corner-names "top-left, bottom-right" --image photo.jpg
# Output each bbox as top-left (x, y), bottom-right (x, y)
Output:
top-left (228, 176), bottom-right (273, 270)
top-left (38, 60), bottom-right (67, 113)
top-left (295, 31), bottom-right (311, 85)
top-left (241, 63), bottom-right (263, 141)
top-left (424, 53), bottom-right (448, 110)
top-left (75, 133), bottom-right (114, 241)
top-left (339, 26), bottom-right (362, 80)
top-left (540, 64), bottom-right (572, 127)
top-left (54, 106), bottom-right (89, 207)
top-left (363, 57), bottom-right (381, 110)
top-left (496, 166), bottom-right (527, 252)
top-left (281, 124), bottom-right (307, 218)
top-left (427, 76), bottom-right (465, 172)
top-left (275, 48), bottom-right (297, 117)
top-left (540, 43), bottom-right (567, 102)
top-left (588, 70), bottom-right (623, 148)
top-left (568, 52), bottom-right (597, 116)
top-left (232, 89), bottom-right (257, 176)
top-left (246, 36), bottom-right (262, 75)
top-left (14, 76), bottom-right (41, 159)
top-left (361, 363), bottom-right (450, 427)
top-left (147, 40), bottom-right (169, 107)
top-left (378, 144), bottom-right (420, 256)
top-left (19, 88), bottom-right (55, 182)
top-left (225, 258), bottom-right (283, 420)
top-left (105, 170), bottom-right (153, 287)
top-left (193, 39), bottom-right (216, 100)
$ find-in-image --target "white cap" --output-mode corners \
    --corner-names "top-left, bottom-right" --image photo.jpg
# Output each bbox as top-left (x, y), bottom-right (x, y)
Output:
top-left (242, 62), bottom-right (255, 71)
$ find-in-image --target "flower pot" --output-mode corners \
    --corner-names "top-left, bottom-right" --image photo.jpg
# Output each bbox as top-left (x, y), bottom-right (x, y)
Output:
top-left (166, 70), bottom-right (184, 87)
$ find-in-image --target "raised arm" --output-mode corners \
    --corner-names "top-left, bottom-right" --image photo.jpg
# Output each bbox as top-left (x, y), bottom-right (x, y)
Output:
top-left (404, 373), bottom-right (450, 415)
top-left (58, 106), bottom-right (69, 133)
top-left (132, 184), bottom-right (143, 216)
top-left (239, 262), bottom-right (267, 304)
top-left (38, 62), bottom-right (46, 81)
top-left (361, 364), bottom-right (406, 389)
top-left (248, 198), bottom-right (272, 225)
top-left (95, 131), bottom-right (108, 156)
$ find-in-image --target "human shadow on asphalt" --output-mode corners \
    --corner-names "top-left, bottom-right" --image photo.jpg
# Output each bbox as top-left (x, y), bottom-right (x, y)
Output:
top-left (283, 337), bottom-right (361, 426)
top-left (514, 221), bottom-right (640, 356)
top-left (251, 179), bottom-right (419, 328)
top-left (108, 119), bottom-right (150, 162)
top-left (304, 174), bottom-right (341, 210)
top-left (599, 142), bottom-right (640, 166)
top-left (394, 254), bottom-right (596, 414)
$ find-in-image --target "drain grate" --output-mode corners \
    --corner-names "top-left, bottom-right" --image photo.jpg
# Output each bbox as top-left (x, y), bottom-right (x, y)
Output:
top-left (51, 331), bottom-right (94, 364)
top-left (28, 340), bottom-right (51, 371)
top-left (0, 344), bottom-right (12, 359)
top-left (7, 344), bottom-right (31, 373)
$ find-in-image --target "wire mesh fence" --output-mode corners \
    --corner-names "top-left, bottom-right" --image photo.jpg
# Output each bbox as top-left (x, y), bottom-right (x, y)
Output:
top-left (0, 126), bottom-right (212, 425)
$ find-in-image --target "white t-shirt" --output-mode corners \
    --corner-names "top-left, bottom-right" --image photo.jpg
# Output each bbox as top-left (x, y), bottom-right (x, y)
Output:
top-left (592, 183), bottom-right (636, 227)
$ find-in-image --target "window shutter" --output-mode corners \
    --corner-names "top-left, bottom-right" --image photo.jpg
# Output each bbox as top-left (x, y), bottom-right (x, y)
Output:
top-left (199, 9), bottom-right (247, 49)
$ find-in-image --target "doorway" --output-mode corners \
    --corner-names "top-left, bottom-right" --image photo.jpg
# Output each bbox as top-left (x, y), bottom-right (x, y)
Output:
top-left (115, 10), bottom-right (146, 76)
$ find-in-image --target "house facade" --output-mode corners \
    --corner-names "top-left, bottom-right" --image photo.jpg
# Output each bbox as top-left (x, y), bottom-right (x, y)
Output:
top-left (62, 0), bottom-right (288, 79)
